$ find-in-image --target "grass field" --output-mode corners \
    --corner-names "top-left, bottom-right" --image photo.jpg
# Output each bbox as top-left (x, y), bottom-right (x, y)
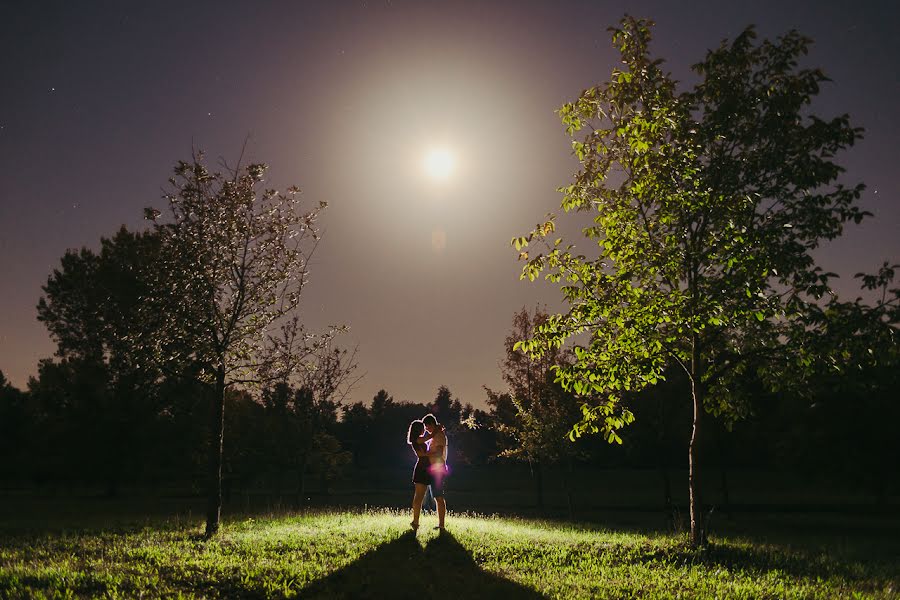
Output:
top-left (0, 498), bottom-right (898, 599)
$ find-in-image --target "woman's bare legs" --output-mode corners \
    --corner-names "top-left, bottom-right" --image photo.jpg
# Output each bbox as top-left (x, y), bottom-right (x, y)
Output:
top-left (435, 496), bottom-right (446, 529)
top-left (411, 483), bottom-right (427, 529)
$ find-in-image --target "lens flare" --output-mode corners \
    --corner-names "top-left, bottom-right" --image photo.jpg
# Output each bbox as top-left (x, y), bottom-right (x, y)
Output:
top-left (423, 148), bottom-right (455, 181)
top-left (431, 228), bottom-right (447, 253)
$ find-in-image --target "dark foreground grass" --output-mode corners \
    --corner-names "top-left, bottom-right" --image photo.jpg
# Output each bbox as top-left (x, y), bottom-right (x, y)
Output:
top-left (0, 507), bottom-right (897, 599)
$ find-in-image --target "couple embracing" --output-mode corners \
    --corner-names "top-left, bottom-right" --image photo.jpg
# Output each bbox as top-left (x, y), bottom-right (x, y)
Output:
top-left (407, 414), bottom-right (448, 531)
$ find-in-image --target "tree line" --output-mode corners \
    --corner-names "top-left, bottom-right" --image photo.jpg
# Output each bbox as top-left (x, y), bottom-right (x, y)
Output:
top-left (2, 298), bottom-right (896, 512)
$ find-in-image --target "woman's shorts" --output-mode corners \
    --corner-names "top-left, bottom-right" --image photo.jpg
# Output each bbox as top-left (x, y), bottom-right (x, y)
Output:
top-left (412, 462), bottom-right (432, 485)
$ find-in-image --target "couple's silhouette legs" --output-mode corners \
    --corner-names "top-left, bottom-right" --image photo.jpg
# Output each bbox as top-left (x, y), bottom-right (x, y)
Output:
top-left (411, 483), bottom-right (445, 530)
top-left (411, 483), bottom-right (428, 530)
top-left (435, 495), bottom-right (446, 529)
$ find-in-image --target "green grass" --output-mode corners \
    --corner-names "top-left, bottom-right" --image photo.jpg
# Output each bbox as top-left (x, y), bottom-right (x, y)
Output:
top-left (0, 506), bottom-right (897, 599)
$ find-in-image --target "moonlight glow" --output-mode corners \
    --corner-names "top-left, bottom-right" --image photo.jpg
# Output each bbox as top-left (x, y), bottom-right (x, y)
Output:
top-left (423, 147), bottom-right (455, 181)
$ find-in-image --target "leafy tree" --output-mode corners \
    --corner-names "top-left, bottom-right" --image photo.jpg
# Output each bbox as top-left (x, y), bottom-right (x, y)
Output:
top-left (486, 307), bottom-right (583, 515)
top-left (452, 402), bottom-right (493, 466)
top-left (309, 430), bottom-right (354, 495)
top-left (0, 372), bottom-right (29, 482)
top-left (145, 152), bottom-right (348, 536)
top-left (427, 385), bottom-right (466, 465)
top-left (25, 358), bottom-right (113, 489)
top-left (370, 389), bottom-right (395, 418)
top-left (234, 370), bottom-right (353, 507)
top-left (37, 227), bottom-right (164, 370)
top-left (514, 17), bottom-right (866, 545)
top-left (279, 340), bottom-right (357, 503)
top-left (340, 400), bottom-right (373, 467)
top-left (221, 389), bottom-right (267, 501)
top-left (430, 385), bottom-right (463, 427)
top-left (36, 228), bottom-right (168, 493)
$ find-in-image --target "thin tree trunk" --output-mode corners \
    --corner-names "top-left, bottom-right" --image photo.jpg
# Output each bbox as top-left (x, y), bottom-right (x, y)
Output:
top-left (688, 336), bottom-right (703, 547)
top-left (205, 369), bottom-right (226, 537)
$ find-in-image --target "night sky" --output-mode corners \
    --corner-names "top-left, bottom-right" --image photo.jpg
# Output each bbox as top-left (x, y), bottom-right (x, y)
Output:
top-left (1, 1), bottom-right (897, 408)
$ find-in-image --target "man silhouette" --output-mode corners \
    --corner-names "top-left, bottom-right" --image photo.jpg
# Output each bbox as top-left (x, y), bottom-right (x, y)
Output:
top-left (422, 413), bottom-right (448, 530)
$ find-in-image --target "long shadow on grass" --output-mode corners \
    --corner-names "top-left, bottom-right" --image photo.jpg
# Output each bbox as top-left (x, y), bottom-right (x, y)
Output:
top-left (299, 530), bottom-right (545, 600)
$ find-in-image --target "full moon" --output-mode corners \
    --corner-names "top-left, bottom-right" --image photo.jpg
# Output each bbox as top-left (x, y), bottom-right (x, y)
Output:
top-left (423, 147), bottom-right (455, 181)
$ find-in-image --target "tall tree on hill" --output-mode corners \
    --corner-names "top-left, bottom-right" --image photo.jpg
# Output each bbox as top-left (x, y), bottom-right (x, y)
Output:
top-left (144, 152), bottom-right (349, 536)
top-left (514, 17), bottom-right (867, 545)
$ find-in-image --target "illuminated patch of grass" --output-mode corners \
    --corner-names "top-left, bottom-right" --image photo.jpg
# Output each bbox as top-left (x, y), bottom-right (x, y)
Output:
top-left (0, 509), bottom-right (896, 598)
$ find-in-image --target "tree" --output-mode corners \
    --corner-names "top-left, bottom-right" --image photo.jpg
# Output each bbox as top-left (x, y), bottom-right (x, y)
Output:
top-left (486, 307), bottom-right (583, 516)
top-left (36, 228), bottom-right (168, 494)
top-left (253, 375), bottom-right (353, 507)
top-left (283, 340), bottom-right (358, 502)
top-left (370, 389), bottom-right (395, 418)
top-left (340, 400), bottom-right (372, 467)
top-left (145, 152), bottom-right (347, 536)
top-left (514, 17), bottom-right (867, 545)
top-left (0, 372), bottom-right (29, 483)
top-left (430, 385), bottom-right (462, 426)
top-left (37, 227), bottom-right (164, 369)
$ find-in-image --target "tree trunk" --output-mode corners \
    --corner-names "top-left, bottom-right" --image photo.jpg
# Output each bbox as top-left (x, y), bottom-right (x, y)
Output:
top-left (205, 369), bottom-right (226, 537)
top-left (688, 337), bottom-right (704, 547)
